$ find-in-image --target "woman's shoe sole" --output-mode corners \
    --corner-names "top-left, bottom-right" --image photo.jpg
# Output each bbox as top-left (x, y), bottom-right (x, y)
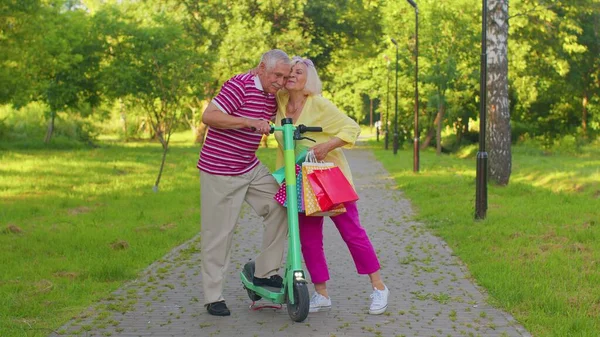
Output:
top-left (309, 305), bottom-right (331, 313)
top-left (368, 305), bottom-right (387, 315)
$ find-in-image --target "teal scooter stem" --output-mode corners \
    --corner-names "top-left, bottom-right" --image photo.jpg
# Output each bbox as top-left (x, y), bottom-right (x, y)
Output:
top-left (240, 118), bottom-right (321, 322)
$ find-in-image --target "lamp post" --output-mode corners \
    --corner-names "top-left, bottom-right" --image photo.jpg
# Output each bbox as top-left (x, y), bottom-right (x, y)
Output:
top-left (475, 0), bottom-right (488, 219)
top-left (406, 0), bottom-right (419, 172)
top-left (390, 38), bottom-right (399, 155)
top-left (384, 55), bottom-right (390, 150)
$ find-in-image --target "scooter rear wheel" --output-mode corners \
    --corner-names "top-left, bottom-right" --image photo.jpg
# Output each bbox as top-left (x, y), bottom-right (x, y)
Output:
top-left (287, 282), bottom-right (309, 322)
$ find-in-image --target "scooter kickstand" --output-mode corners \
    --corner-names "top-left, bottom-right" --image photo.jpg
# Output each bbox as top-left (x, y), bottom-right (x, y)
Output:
top-left (249, 301), bottom-right (283, 311)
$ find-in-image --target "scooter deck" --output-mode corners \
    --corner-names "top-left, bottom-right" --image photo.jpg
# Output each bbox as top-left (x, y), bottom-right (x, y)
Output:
top-left (241, 261), bottom-right (286, 303)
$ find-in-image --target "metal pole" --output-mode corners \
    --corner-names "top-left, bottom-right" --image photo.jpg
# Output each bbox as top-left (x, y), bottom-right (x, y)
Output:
top-left (385, 58), bottom-right (390, 150)
top-left (475, 0), bottom-right (488, 219)
top-left (391, 38), bottom-right (399, 155)
top-left (407, 0), bottom-right (419, 172)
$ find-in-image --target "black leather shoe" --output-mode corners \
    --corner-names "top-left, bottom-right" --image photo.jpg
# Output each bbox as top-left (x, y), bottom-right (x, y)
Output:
top-left (253, 274), bottom-right (283, 288)
top-left (206, 301), bottom-right (230, 316)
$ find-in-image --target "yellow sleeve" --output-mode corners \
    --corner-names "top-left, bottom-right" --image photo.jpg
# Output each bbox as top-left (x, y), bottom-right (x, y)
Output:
top-left (274, 91), bottom-right (286, 170)
top-left (315, 97), bottom-right (361, 148)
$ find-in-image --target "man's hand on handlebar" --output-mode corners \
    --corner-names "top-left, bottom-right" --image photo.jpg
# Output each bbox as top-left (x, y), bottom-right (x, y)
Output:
top-left (247, 119), bottom-right (271, 135)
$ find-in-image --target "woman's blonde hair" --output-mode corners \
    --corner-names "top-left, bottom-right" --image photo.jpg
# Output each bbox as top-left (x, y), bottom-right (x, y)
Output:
top-left (291, 56), bottom-right (322, 95)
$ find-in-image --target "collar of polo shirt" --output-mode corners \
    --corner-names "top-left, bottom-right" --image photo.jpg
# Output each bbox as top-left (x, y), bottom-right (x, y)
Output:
top-left (253, 75), bottom-right (266, 93)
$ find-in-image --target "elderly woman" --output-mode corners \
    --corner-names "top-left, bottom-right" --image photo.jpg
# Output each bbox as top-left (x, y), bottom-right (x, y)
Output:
top-left (273, 56), bottom-right (389, 315)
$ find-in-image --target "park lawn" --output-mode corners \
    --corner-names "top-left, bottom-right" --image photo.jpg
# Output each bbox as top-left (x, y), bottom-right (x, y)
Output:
top-left (0, 135), bottom-right (276, 337)
top-left (2, 133), bottom-right (598, 337)
top-left (367, 140), bottom-right (600, 337)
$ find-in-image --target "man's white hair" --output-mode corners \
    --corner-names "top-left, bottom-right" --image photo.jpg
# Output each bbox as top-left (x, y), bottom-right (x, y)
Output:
top-left (260, 49), bottom-right (291, 70)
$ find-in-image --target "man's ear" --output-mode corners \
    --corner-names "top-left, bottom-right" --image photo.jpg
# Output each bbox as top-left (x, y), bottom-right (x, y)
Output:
top-left (257, 62), bottom-right (266, 75)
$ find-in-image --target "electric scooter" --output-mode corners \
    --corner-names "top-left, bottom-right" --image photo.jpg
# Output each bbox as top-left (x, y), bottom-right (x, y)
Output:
top-left (240, 118), bottom-right (321, 323)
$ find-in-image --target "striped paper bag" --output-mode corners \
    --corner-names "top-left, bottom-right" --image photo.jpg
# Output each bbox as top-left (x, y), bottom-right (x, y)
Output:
top-left (301, 152), bottom-right (346, 217)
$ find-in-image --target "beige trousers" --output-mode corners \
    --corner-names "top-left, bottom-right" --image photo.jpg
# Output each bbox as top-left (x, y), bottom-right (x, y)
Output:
top-left (200, 164), bottom-right (288, 304)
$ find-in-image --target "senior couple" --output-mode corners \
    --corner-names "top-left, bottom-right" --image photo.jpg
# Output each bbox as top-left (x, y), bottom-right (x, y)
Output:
top-left (197, 49), bottom-right (389, 317)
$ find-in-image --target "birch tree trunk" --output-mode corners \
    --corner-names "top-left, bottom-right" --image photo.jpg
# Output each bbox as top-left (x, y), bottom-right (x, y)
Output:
top-left (486, 0), bottom-right (511, 185)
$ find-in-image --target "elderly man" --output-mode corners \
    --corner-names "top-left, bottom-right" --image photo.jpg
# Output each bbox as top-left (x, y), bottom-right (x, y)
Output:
top-left (197, 49), bottom-right (291, 316)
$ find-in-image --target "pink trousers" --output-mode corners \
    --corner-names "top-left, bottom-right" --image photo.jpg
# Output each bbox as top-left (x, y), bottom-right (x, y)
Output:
top-left (298, 201), bottom-right (380, 284)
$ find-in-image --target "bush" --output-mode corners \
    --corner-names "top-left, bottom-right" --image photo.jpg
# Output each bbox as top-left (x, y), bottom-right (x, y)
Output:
top-left (0, 102), bottom-right (99, 145)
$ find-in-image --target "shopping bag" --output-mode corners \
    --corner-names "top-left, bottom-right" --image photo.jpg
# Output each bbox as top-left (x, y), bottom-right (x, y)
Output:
top-left (273, 164), bottom-right (304, 212)
top-left (272, 148), bottom-right (308, 184)
top-left (302, 151), bottom-right (346, 217)
top-left (307, 172), bottom-right (335, 211)
top-left (310, 166), bottom-right (359, 205)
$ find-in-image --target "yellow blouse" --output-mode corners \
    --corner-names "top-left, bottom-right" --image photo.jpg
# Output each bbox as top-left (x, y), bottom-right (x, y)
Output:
top-left (274, 91), bottom-right (361, 185)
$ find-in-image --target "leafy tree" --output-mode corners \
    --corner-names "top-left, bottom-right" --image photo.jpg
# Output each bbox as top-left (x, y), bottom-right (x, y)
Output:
top-left (0, 0), bottom-right (43, 106)
top-left (322, 0), bottom-right (385, 121)
top-left (99, 6), bottom-right (210, 190)
top-left (41, 7), bottom-right (103, 142)
top-left (559, 1), bottom-right (600, 140)
top-left (508, 0), bottom-right (595, 143)
top-left (2, 0), bottom-right (104, 143)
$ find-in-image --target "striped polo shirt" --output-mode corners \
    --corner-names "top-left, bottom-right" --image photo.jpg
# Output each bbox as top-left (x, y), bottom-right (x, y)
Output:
top-left (197, 73), bottom-right (277, 176)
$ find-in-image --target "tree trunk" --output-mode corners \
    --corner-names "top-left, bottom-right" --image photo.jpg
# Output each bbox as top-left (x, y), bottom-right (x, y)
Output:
top-left (435, 102), bottom-right (445, 155)
top-left (486, 0), bottom-right (511, 185)
top-left (582, 92), bottom-right (588, 139)
top-left (44, 111), bottom-right (56, 143)
top-left (369, 97), bottom-right (373, 129)
top-left (421, 109), bottom-right (443, 150)
top-left (153, 143), bottom-right (168, 192)
top-left (420, 127), bottom-right (434, 149)
top-left (120, 99), bottom-right (128, 141)
top-left (196, 123), bottom-right (208, 144)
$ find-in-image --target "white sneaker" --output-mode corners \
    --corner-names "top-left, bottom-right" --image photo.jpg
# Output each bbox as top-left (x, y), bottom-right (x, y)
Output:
top-left (309, 292), bottom-right (331, 313)
top-left (369, 285), bottom-right (389, 315)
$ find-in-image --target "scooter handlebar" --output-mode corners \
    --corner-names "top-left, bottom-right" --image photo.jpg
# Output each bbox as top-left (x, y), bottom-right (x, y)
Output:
top-left (249, 126), bottom-right (275, 134)
top-left (298, 125), bottom-right (322, 133)
top-left (251, 125), bottom-right (321, 134)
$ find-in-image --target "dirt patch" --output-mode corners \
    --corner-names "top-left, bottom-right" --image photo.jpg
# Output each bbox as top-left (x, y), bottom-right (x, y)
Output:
top-left (53, 271), bottom-right (80, 280)
top-left (68, 206), bottom-right (93, 215)
top-left (568, 243), bottom-right (589, 253)
top-left (588, 301), bottom-right (600, 317)
top-left (35, 279), bottom-right (54, 294)
top-left (160, 223), bottom-right (176, 231)
top-left (110, 240), bottom-right (129, 250)
top-left (3, 224), bottom-right (23, 234)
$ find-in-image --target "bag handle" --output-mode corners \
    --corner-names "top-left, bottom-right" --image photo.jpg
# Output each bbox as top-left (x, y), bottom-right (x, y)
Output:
top-left (305, 150), bottom-right (318, 163)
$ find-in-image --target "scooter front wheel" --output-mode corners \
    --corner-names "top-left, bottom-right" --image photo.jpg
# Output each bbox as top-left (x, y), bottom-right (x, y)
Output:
top-left (286, 282), bottom-right (309, 322)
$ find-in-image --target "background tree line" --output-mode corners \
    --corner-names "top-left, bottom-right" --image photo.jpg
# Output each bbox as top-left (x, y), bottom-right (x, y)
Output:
top-left (1, 0), bottom-right (598, 149)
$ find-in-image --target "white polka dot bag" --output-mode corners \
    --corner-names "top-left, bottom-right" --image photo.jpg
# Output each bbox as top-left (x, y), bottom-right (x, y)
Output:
top-left (273, 164), bottom-right (305, 213)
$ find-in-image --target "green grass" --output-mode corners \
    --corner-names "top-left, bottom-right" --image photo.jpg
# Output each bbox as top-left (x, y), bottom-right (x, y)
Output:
top-left (0, 133), bottom-right (276, 337)
top-left (366, 139), bottom-right (600, 337)
top-left (2, 131), bottom-right (599, 337)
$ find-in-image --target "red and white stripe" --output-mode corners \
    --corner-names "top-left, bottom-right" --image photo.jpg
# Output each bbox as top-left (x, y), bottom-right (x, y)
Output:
top-left (197, 73), bottom-right (277, 176)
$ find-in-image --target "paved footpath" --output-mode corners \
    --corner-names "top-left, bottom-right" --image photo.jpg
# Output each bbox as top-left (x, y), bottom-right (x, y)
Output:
top-left (52, 148), bottom-right (531, 337)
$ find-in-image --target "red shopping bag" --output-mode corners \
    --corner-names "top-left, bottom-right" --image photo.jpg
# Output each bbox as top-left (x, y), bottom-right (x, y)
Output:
top-left (310, 166), bottom-right (359, 205)
top-left (307, 172), bottom-right (335, 211)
